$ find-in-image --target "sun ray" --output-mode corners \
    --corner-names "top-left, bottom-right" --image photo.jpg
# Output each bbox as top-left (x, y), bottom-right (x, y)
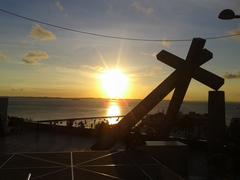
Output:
top-left (95, 48), bottom-right (109, 70)
top-left (116, 40), bottom-right (124, 68)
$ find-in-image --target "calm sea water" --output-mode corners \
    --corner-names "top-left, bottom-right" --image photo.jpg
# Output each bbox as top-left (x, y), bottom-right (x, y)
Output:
top-left (8, 97), bottom-right (240, 125)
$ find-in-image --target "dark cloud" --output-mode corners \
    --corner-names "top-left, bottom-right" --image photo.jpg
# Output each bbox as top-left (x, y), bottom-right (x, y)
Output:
top-left (228, 28), bottom-right (240, 40)
top-left (224, 72), bottom-right (240, 79)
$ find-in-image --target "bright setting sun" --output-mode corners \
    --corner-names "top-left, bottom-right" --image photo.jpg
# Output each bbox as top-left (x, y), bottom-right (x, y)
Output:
top-left (100, 69), bottom-right (128, 99)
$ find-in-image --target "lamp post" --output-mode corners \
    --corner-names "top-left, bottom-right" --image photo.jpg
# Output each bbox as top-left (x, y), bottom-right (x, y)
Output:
top-left (218, 9), bottom-right (240, 20)
top-left (217, 8), bottom-right (240, 180)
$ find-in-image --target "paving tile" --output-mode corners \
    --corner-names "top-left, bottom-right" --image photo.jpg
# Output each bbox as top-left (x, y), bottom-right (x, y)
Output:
top-left (74, 167), bottom-right (119, 180)
top-left (73, 151), bottom-right (108, 165)
top-left (81, 166), bottom-right (148, 180)
top-left (0, 151), bottom-right (180, 180)
top-left (23, 152), bottom-right (71, 166)
top-left (0, 167), bottom-right (67, 180)
top-left (3, 154), bottom-right (61, 168)
top-left (83, 151), bottom-right (134, 165)
top-left (0, 154), bottom-right (12, 167)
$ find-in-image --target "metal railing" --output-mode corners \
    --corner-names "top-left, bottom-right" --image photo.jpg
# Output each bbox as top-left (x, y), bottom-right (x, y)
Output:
top-left (36, 115), bottom-right (125, 129)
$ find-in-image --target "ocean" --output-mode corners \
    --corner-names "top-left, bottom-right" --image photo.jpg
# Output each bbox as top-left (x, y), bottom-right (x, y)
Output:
top-left (8, 97), bottom-right (240, 125)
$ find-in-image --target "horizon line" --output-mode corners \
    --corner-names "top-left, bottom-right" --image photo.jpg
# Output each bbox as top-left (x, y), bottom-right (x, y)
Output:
top-left (1, 95), bottom-right (239, 103)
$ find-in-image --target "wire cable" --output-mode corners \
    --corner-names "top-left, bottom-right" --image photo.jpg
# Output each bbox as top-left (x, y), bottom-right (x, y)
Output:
top-left (0, 8), bottom-right (239, 42)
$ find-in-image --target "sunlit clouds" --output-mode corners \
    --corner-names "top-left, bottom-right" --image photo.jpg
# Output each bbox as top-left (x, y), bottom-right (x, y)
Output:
top-left (130, 1), bottom-right (154, 16)
top-left (30, 24), bottom-right (56, 41)
top-left (0, 52), bottom-right (7, 61)
top-left (161, 40), bottom-right (172, 48)
top-left (22, 51), bottom-right (49, 64)
top-left (55, 1), bottom-right (64, 12)
top-left (81, 65), bottom-right (104, 72)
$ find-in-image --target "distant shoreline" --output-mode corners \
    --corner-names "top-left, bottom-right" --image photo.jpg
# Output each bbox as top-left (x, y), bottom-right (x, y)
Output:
top-left (1, 96), bottom-right (239, 103)
top-left (4, 96), bottom-right (141, 101)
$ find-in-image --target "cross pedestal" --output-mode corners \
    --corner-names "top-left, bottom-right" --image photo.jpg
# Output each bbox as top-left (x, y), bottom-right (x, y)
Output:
top-left (207, 91), bottom-right (226, 179)
top-left (0, 97), bottom-right (9, 136)
top-left (208, 91), bottom-right (226, 153)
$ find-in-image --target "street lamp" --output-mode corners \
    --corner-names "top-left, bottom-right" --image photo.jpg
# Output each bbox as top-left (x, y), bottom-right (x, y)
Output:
top-left (218, 9), bottom-right (240, 20)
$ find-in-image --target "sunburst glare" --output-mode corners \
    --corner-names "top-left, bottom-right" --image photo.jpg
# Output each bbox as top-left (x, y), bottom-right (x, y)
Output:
top-left (107, 102), bottom-right (121, 124)
top-left (100, 69), bottom-right (128, 99)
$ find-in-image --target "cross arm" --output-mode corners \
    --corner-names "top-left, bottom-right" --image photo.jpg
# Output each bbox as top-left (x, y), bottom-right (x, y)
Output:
top-left (157, 50), bottom-right (224, 90)
top-left (194, 68), bottom-right (224, 90)
top-left (157, 49), bottom-right (212, 69)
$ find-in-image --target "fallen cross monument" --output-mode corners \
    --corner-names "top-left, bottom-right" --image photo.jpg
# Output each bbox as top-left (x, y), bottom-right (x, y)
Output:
top-left (92, 38), bottom-right (224, 150)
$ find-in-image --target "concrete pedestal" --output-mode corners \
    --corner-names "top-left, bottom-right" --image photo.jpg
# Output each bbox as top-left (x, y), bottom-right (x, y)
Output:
top-left (139, 141), bottom-right (188, 178)
top-left (208, 91), bottom-right (226, 153)
top-left (0, 97), bottom-right (9, 136)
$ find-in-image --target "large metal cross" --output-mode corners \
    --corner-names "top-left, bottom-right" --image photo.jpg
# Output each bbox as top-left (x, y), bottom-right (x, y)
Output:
top-left (93, 38), bottom-right (224, 149)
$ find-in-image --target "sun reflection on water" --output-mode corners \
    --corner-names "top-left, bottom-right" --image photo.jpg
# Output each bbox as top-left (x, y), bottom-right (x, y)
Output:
top-left (107, 101), bottom-right (121, 125)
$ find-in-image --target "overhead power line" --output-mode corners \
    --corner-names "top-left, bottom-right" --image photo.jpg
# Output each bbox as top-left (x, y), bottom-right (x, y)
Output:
top-left (0, 8), bottom-right (239, 42)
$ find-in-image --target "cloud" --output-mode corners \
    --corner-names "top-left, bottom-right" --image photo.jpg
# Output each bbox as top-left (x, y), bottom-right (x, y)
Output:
top-left (130, 2), bottom-right (154, 16)
top-left (161, 40), bottom-right (172, 48)
top-left (129, 66), bottom-right (163, 79)
top-left (0, 52), bottom-right (7, 61)
top-left (228, 28), bottom-right (240, 40)
top-left (55, 1), bottom-right (64, 12)
top-left (81, 65), bottom-right (105, 72)
top-left (30, 24), bottom-right (56, 41)
top-left (11, 88), bottom-right (24, 92)
top-left (22, 51), bottom-right (49, 64)
top-left (224, 72), bottom-right (240, 79)
top-left (140, 52), bottom-right (156, 57)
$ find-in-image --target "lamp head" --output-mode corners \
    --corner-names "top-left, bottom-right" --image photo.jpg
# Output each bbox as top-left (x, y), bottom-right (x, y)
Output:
top-left (218, 9), bottom-right (236, 20)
